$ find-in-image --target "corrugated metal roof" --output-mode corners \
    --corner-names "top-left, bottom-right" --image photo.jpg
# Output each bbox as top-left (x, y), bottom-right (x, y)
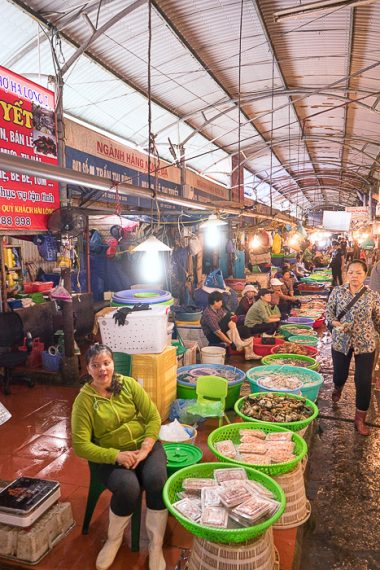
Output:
top-left (2, 0), bottom-right (379, 213)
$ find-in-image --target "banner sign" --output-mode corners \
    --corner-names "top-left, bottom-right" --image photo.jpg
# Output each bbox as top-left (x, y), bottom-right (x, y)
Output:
top-left (0, 66), bottom-right (60, 231)
top-left (345, 206), bottom-right (369, 231)
top-left (65, 119), bottom-right (230, 205)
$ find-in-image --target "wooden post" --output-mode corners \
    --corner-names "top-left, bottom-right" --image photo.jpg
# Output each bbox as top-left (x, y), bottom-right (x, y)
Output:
top-left (61, 268), bottom-right (80, 384)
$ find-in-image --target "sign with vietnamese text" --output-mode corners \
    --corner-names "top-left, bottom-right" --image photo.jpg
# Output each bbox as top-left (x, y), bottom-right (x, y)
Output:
top-left (0, 66), bottom-right (60, 231)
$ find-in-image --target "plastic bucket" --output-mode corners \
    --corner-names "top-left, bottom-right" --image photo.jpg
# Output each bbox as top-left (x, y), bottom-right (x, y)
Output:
top-left (200, 346), bottom-right (226, 364)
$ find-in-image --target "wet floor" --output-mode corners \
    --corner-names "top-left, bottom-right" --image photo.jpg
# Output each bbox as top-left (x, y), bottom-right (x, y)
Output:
top-left (300, 338), bottom-right (380, 570)
top-left (0, 374), bottom-right (297, 570)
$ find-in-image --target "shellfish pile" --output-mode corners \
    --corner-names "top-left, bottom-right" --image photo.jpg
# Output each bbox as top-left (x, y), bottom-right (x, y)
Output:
top-left (240, 394), bottom-right (313, 423)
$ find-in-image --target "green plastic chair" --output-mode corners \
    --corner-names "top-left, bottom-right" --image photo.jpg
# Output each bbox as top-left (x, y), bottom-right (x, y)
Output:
top-left (81, 461), bottom-right (142, 552)
top-left (187, 375), bottom-right (231, 427)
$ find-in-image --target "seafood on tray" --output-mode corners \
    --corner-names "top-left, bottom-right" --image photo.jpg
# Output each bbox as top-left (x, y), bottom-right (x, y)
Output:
top-left (263, 358), bottom-right (311, 367)
top-left (257, 374), bottom-right (304, 390)
top-left (240, 393), bottom-right (313, 423)
top-left (272, 342), bottom-right (310, 355)
top-left (283, 326), bottom-right (316, 336)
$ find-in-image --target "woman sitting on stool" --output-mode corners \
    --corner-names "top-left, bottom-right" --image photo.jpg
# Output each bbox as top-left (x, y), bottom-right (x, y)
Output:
top-left (200, 291), bottom-right (261, 360)
top-left (238, 288), bottom-right (281, 337)
top-left (71, 344), bottom-right (167, 570)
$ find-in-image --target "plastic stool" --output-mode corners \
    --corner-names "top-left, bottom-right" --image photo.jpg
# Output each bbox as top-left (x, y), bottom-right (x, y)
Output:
top-left (82, 461), bottom-right (141, 552)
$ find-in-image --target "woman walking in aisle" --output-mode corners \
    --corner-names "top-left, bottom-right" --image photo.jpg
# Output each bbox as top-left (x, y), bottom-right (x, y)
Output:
top-left (326, 260), bottom-right (380, 435)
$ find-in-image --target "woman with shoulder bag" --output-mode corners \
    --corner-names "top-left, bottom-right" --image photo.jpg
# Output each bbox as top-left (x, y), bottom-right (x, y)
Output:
top-left (326, 260), bottom-right (380, 435)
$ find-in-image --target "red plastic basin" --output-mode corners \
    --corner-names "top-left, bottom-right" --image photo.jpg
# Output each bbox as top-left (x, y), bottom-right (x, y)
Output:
top-left (252, 337), bottom-right (285, 356)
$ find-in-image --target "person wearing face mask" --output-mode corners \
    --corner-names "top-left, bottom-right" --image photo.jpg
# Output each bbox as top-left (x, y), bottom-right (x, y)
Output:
top-left (71, 344), bottom-right (168, 570)
top-left (326, 260), bottom-right (380, 435)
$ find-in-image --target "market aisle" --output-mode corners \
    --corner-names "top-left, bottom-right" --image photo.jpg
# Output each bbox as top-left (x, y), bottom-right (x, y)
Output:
top-left (0, 374), bottom-right (299, 570)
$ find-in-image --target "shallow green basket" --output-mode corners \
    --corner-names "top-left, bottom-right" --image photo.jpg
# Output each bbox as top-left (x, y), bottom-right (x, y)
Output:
top-left (234, 392), bottom-right (319, 432)
top-left (163, 462), bottom-right (285, 544)
top-left (207, 422), bottom-right (307, 476)
top-left (279, 324), bottom-right (317, 340)
top-left (261, 353), bottom-right (319, 371)
top-left (288, 334), bottom-right (319, 347)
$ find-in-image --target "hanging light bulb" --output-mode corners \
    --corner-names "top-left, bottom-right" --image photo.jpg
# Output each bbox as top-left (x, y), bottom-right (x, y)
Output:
top-left (250, 235), bottom-right (262, 250)
top-left (140, 250), bottom-right (164, 282)
top-left (200, 213), bottom-right (227, 248)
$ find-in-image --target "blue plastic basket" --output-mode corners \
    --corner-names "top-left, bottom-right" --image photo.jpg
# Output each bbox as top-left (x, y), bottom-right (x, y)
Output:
top-left (246, 365), bottom-right (324, 402)
top-left (41, 350), bottom-right (62, 372)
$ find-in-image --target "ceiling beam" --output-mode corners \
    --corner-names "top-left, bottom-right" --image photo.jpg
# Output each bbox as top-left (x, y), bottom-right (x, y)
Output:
top-left (151, 0), bottom-right (310, 209)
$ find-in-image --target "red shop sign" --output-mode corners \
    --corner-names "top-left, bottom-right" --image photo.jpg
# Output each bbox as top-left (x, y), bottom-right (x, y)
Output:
top-left (0, 66), bottom-right (60, 231)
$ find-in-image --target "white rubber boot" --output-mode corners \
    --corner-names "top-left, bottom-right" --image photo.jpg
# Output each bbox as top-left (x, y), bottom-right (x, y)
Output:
top-left (145, 508), bottom-right (168, 570)
top-left (96, 509), bottom-right (132, 570)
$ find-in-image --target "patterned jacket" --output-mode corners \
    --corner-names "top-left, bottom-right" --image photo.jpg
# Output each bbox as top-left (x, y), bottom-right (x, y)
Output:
top-left (326, 284), bottom-right (380, 355)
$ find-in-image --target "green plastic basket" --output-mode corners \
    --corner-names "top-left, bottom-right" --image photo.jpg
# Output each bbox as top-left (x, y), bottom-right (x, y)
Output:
top-left (261, 353), bottom-right (318, 371)
top-left (279, 324), bottom-right (317, 340)
top-left (163, 462), bottom-right (286, 543)
top-left (207, 422), bottom-right (307, 476)
top-left (234, 392), bottom-right (319, 432)
top-left (288, 334), bottom-right (319, 347)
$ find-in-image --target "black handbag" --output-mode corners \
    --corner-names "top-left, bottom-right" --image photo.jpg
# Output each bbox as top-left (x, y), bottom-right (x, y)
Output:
top-left (261, 337), bottom-right (276, 345)
top-left (327, 287), bottom-right (367, 332)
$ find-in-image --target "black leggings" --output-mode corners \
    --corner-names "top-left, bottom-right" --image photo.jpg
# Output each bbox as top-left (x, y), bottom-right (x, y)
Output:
top-left (331, 348), bottom-right (375, 411)
top-left (93, 442), bottom-right (167, 516)
top-left (238, 322), bottom-right (278, 339)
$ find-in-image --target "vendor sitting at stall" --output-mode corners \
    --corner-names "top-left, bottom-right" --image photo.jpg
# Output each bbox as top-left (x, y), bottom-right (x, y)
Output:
top-left (270, 277), bottom-right (296, 320)
top-left (200, 291), bottom-right (260, 360)
top-left (235, 284), bottom-right (258, 317)
top-left (239, 288), bottom-right (281, 336)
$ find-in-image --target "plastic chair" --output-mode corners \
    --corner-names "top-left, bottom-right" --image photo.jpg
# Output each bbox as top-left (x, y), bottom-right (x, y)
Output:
top-left (187, 375), bottom-right (231, 427)
top-left (82, 461), bottom-right (142, 552)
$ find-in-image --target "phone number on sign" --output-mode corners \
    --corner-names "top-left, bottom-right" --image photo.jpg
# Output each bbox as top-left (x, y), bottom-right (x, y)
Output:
top-left (0, 216), bottom-right (32, 227)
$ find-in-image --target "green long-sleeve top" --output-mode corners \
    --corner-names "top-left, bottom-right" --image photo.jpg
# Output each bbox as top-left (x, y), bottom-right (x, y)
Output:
top-left (71, 374), bottom-right (161, 464)
top-left (245, 298), bottom-right (280, 328)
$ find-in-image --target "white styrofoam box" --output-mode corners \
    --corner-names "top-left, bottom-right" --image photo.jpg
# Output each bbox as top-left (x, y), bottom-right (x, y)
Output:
top-left (99, 306), bottom-right (169, 354)
top-left (177, 324), bottom-right (208, 348)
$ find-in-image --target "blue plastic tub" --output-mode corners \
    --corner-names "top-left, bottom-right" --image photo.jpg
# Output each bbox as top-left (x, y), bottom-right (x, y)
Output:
top-left (246, 365), bottom-right (324, 402)
top-left (286, 317), bottom-right (315, 326)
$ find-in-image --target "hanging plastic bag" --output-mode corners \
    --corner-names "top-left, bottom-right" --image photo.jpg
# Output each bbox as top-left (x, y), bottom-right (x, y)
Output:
top-left (50, 280), bottom-right (72, 302)
top-left (205, 268), bottom-right (226, 290)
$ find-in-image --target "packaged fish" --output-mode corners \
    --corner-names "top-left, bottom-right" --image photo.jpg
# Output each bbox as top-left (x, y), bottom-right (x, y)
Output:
top-left (219, 479), bottom-right (247, 488)
top-left (245, 480), bottom-right (274, 499)
top-left (239, 453), bottom-right (271, 465)
top-left (201, 487), bottom-right (221, 508)
top-left (266, 432), bottom-right (293, 442)
top-left (172, 498), bottom-right (202, 522)
top-left (182, 478), bottom-right (218, 492)
top-left (266, 441), bottom-right (295, 453)
top-left (214, 439), bottom-right (237, 458)
top-left (237, 442), bottom-right (267, 455)
top-left (219, 485), bottom-right (252, 508)
top-left (214, 467), bottom-right (248, 484)
top-left (230, 496), bottom-right (271, 525)
top-left (239, 429), bottom-right (266, 440)
top-left (268, 449), bottom-right (294, 463)
top-left (201, 506), bottom-right (229, 528)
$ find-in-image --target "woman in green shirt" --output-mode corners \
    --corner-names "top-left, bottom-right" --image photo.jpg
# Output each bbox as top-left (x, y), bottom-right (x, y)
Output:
top-left (71, 344), bottom-right (167, 570)
top-left (238, 288), bottom-right (281, 337)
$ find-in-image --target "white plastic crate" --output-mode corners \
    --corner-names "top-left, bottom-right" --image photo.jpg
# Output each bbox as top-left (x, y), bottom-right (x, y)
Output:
top-left (99, 306), bottom-right (169, 354)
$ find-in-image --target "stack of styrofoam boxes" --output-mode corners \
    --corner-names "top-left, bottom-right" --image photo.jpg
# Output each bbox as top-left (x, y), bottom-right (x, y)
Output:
top-left (176, 323), bottom-right (208, 349)
top-left (132, 345), bottom-right (177, 422)
top-left (0, 503), bottom-right (74, 564)
top-left (182, 340), bottom-right (199, 365)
